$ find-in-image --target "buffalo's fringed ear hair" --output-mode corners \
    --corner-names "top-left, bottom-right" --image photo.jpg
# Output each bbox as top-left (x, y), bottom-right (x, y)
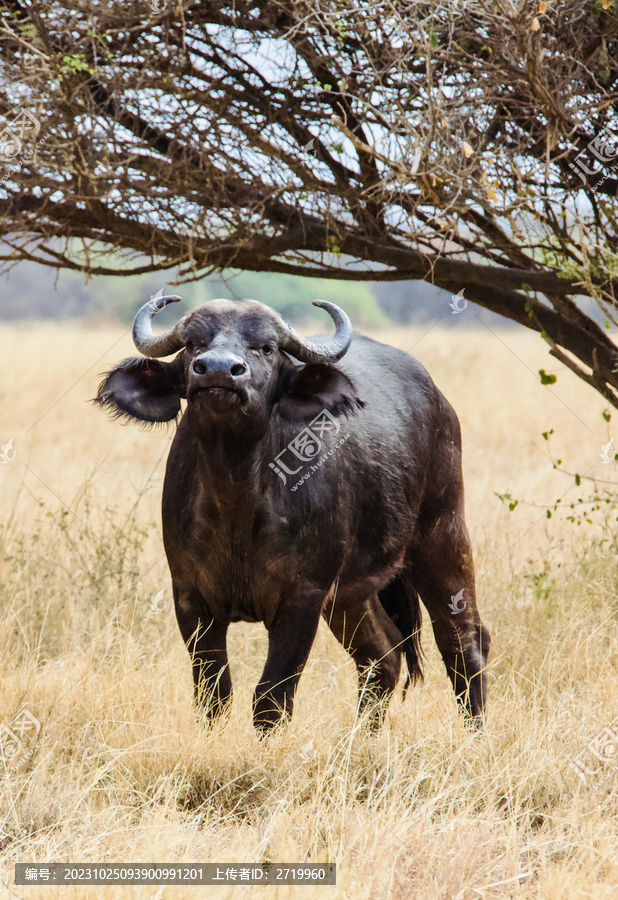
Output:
top-left (278, 363), bottom-right (363, 423)
top-left (94, 357), bottom-right (185, 424)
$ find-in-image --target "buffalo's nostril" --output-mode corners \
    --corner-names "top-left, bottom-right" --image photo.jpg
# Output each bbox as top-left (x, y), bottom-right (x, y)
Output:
top-left (192, 353), bottom-right (248, 378)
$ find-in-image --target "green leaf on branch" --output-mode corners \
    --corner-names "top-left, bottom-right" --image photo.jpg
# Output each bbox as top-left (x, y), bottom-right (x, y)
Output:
top-left (61, 53), bottom-right (91, 73)
top-left (18, 22), bottom-right (36, 37)
top-left (495, 491), bottom-right (519, 511)
top-left (539, 369), bottom-right (557, 385)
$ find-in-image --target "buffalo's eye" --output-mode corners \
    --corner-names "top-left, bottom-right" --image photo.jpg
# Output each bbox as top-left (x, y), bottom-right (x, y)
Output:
top-left (262, 344), bottom-right (274, 355)
top-left (186, 340), bottom-right (195, 352)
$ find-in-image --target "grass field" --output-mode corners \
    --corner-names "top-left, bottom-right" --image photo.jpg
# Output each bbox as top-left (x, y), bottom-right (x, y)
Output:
top-left (1, 318), bottom-right (617, 899)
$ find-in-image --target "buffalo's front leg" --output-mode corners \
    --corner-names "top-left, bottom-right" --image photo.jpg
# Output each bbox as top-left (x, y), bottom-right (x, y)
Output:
top-left (253, 592), bottom-right (324, 733)
top-left (173, 586), bottom-right (231, 721)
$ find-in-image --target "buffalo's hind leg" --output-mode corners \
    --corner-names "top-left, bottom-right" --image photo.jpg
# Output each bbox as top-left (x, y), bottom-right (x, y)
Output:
top-left (173, 585), bottom-right (232, 722)
top-left (406, 518), bottom-right (490, 727)
top-left (324, 592), bottom-right (404, 729)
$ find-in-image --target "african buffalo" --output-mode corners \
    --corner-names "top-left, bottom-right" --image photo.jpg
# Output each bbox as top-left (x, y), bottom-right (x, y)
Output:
top-left (96, 295), bottom-right (490, 732)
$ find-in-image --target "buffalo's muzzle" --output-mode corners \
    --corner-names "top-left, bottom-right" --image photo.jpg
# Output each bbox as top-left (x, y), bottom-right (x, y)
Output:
top-left (192, 350), bottom-right (248, 379)
top-left (188, 350), bottom-right (250, 402)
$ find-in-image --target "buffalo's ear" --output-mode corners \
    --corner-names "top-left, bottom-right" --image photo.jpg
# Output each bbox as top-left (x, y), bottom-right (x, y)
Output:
top-left (278, 362), bottom-right (363, 422)
top-left (94, 357), bottom-right (184, 424)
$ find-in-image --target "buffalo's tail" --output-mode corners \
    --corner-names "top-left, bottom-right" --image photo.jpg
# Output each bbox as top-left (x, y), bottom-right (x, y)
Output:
top-left (378, 575), bottom-right (423, 698)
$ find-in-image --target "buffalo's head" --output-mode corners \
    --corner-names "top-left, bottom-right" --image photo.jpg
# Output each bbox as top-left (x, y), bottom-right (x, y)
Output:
top-left (95, 296), bottom-right (361, 438)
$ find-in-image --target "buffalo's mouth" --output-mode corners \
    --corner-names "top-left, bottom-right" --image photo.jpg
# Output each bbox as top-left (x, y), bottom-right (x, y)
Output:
top-left (188, 381), bottom-right (247, 405)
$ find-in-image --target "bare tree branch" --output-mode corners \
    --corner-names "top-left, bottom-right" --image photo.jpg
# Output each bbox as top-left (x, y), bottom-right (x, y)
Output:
top-left (2, 0), bottom-right (618, 401)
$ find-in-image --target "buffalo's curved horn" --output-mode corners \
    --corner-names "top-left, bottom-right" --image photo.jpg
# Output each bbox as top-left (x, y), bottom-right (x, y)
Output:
top-left (278, 300), bottom-right (353, 363)
top-left (132, 294), bottom-right (186, 357)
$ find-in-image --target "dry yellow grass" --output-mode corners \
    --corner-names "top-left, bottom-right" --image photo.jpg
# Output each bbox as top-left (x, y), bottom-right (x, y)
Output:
top-left (1, 319), bottom-right (617, 899)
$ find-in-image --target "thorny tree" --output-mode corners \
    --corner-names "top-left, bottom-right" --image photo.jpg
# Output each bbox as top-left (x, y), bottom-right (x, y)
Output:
top-left (2, 1), bottom-right (618, 402)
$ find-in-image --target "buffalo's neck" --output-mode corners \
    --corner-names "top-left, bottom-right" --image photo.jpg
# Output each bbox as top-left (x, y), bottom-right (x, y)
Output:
top-left (167, 422), bottom-right (284, 619)
top-left (167, 416), bottom-right (299, 544)
top-left (188, 423), bottom-right (271, 511)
